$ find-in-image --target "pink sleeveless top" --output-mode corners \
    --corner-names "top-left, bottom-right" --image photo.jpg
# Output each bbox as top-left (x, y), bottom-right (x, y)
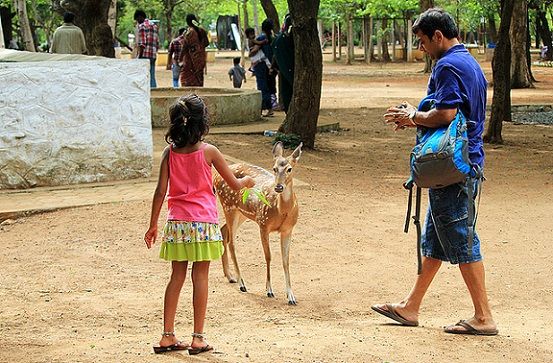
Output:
top-left (167, 143), bottom-right (219, 224)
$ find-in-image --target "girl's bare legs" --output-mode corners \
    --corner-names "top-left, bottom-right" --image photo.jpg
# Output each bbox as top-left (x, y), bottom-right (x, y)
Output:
top-left (159, 261), bottom-right (188, 347)
top-left (191, 261), bottom-right (211, 349)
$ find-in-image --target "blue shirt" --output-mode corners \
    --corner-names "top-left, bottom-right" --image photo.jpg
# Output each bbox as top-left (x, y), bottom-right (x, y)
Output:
top-left (428, 44), bottom-right (487, 167)
top-left (256, 33), bottom-right (273, 61)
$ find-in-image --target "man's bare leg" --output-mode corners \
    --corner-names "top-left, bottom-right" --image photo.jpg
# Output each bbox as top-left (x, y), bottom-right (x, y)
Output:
top-left (445, 261), bottom-right (497, 333)
top-left (373, 257), bottom-right (442, 323)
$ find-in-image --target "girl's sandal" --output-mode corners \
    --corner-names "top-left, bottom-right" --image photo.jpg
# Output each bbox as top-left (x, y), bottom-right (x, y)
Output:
top-left (153, 332), bottom-right (190, 354)
top-left (188, 332), bottom-right (214, 355)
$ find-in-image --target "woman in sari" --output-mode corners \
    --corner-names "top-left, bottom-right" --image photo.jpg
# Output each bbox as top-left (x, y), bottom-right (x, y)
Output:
top-left (179, 14), bottom-right (209, 87)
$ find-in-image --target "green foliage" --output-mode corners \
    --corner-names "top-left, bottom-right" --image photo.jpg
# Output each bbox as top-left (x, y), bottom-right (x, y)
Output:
top-left (273, 132), bottom-right (302, 149)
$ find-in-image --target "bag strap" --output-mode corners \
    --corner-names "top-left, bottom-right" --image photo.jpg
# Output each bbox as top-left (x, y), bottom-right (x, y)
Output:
top-left (414, 186), bottom-right (422, 275)
top-left (403, 180), bottom-right (422, 275)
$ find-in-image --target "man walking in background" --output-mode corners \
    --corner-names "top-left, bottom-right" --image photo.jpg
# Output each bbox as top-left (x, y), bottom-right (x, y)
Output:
top-left (134, 10), bottom-right (159, 88)
top-left (50, 12), bottom-right (86, 54)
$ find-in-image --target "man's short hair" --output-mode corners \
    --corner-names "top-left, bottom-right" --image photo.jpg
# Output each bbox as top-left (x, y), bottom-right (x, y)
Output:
top-left (178, 27), bottom-right (186, 36)
top-left (412, 8), bottom-right (458, 40)
top-left (233, 57), bottom-right (240, 65)
top-left (134, 10), bottom-right (147, 21)
top-left (245, 28), bottom-right (255, 37)
top-left (63, 12), bottom-right (75, 23)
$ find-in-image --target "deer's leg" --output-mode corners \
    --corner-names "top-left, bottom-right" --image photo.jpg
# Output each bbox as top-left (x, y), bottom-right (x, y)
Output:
top-left (227, 213), bottom-right (248, 292)
top-left (220, 223), bottom-right (236, 283)
top-left (259, 228), bottom-right (273, 298)
top-left (280, 231), bottom-right (296, 305)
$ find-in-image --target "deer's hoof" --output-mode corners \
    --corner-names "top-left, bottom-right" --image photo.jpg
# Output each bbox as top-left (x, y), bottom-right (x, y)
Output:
top-left (288, 299), bottom-right (297, 306)
top-left (267, 292), bottom-right (275, 298)
top-left (240, 286), bottom-right (248, 293)
top-left (228, 277), bottom-right (237, 283)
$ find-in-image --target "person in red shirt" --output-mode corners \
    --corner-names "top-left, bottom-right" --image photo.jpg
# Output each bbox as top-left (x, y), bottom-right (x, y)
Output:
top-left (134, 10), bottom-right (159, 88)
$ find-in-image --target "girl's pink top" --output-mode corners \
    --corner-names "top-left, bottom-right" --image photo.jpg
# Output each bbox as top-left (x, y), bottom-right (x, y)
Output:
top-left (167, 143), bottom-right (219, 224)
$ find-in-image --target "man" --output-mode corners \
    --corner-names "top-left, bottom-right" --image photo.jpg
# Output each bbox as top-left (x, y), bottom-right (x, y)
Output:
top-left (166, 28), bottom-right (185, 88)
top-left (134, 10), bottom-right (159, 88)
top-left (50, 12), bottom-right (86, 54)
top-left (373, 8), bottom-right (498, 336)
top-left (273, 14), bottom-right (294, 113)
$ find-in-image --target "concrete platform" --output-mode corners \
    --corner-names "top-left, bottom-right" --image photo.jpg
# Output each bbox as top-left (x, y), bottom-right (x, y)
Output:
top-left (0, 119), bottom-right (323, 222)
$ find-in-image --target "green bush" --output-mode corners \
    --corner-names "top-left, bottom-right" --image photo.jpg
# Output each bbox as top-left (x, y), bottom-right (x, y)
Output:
top-left (273, 132), bottom-right (302, 149)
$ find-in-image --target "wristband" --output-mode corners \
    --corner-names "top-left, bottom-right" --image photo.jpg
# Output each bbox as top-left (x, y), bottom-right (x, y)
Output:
top-left (408, 110), bottom-right (417, 124)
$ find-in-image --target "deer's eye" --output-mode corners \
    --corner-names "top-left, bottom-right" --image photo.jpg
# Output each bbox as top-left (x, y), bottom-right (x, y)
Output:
top-left (287, 167), bottom-right (292, 173)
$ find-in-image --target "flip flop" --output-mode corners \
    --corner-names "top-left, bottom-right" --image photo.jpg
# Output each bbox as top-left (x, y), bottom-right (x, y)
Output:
top-left (371, 303), bottom-right (419, 327)
top-left (444, 320), bottom-right (498, 336)
top-left (153, 342), bottom-right (190, 354)
top-left (188, 344), bottom-right (214, 355)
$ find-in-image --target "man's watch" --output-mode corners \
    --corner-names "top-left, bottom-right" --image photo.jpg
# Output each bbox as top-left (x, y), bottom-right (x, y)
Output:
top-left (408, 110), bottom-right (417, 124)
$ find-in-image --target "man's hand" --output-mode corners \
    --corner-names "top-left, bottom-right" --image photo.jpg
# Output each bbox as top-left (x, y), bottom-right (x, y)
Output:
top-left (384, 101), bottom-right (417, 131)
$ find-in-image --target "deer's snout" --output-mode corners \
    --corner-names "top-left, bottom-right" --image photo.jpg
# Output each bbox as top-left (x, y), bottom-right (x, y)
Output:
top-left (274, 184), bottom-right (284, 193)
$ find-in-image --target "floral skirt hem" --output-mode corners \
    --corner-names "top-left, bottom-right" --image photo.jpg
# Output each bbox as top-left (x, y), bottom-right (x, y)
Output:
top-left (160, 221), bottom-right (224, 262)
top-left (159, 241), bottom-right (223, 262)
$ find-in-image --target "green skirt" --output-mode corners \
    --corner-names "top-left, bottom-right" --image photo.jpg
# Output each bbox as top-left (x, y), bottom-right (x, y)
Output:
top-left (160, 221), bottom-right (224, 262)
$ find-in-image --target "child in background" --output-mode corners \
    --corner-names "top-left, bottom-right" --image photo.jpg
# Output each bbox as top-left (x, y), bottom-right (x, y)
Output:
top-left (228, 57), bottom-right (246, 88)
top-left (144, 94), bottom-right (255, 355)
top-left (245, 27), bottom-right (271, 73)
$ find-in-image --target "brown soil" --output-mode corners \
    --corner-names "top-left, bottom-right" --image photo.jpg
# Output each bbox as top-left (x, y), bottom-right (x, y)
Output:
top-left (1, 55), bottom-right (552, 363)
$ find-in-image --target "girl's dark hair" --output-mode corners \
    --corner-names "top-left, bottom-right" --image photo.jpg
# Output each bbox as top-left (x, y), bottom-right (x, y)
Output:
top-left (165, 94), bottom-right (209, 148)
top-left (412, 8), bottom-right (458, 40)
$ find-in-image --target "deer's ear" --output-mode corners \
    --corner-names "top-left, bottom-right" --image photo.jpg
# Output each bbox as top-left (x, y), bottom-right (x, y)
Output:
top-left (272, 141), bottom-right (284, 158)
top-left (291, 142), bottom-right (302, 162)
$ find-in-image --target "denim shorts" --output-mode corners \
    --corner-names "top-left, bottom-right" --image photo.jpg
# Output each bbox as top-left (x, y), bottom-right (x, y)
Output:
top-left (421, 180), bottom-right (482, 264)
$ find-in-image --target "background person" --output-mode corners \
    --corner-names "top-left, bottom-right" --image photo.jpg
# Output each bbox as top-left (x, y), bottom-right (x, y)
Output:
top-left (167, 27), bottom-right (185, 88)
top-left (273, 14), bottom-right (294, 113)
top-left (134, 9), bottom-right (159, 88)
top-left (228, 57), bottom-right (246, 88)
top-left (254, 19), bottom-right (276, 117)
top-left (50, 12), bottom-right (86, 54)
top-left (179, 14), bottom-right (209, 87)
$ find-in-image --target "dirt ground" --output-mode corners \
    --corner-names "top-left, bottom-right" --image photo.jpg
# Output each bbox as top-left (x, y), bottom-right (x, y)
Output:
top-left (1, 54), bottom-right (553, 363)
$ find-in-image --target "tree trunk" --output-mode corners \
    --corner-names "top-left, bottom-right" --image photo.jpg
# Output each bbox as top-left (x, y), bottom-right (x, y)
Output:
top-left (259, 0), bottom-right (279, 32)
top-left (510, 0), bottom-right (532, 88)
top-left (526, 13), bottom-right (536, 82)
top-left (485, 0), bottom-right (515, 144)
top-left (347, 17), bottom-right (353, 64)
top-left (0, 7), bottom-right (11, 48)
top-left (419, 0), bottom-right (433, 72)
top-left (14, 0), bottom-right (35, 51)
top-left (0, 14), bottom-right (4, 48)
top-left (279, 0), bottom-right (322, 149)
top-left (252, 0), bottom-right (259, 33)
top-left (163, 0), bottom-right (174, 44)
top-left (363, 15), bottom-right (369, 64)
top-left (332, 21), bottom-right (336, 62)
top-left (107, 0), bottom-right (116, 37)
top-left (381, 18), bottom-right (390, 62)
top-left (243, 0), bottom-right (249, 29)
top-left (53, 0), bottom-right (114, 57)
top-left (368, 17), bottom-right (375, 62)
top-left (419, 0), bottom-right (434, 10)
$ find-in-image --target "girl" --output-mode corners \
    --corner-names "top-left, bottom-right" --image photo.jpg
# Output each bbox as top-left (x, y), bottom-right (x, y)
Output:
top-left (144, 94), bottom-right (255, 355)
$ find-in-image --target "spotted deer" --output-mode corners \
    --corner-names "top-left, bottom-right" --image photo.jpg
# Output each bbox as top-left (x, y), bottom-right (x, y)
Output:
top-left (213, 141), bottom-right (302, 305)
